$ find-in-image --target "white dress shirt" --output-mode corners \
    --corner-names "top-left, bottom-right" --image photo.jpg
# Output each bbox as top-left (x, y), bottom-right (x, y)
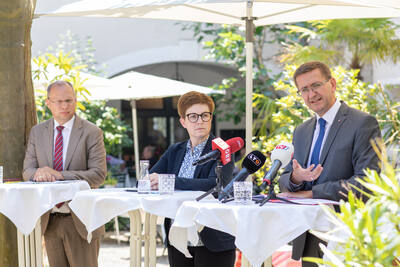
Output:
top-left (306, 99), bottom-right (341, 167)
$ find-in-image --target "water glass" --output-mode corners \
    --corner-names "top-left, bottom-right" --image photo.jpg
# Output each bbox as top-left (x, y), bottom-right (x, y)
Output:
top-left (233, 181), bottom-right (252, 204)
top-left (158, 174), bottom-right (175, 194)
top-left (138, 160), bottom-right (151, 194)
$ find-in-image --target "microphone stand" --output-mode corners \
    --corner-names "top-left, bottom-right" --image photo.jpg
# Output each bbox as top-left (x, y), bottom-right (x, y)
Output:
top-left (196, 160), bottom-right (223, 201)
top-left (258, 181), bottom-right (298, 206)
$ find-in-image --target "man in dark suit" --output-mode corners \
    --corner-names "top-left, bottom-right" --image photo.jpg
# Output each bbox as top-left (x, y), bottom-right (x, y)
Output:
top-left (278, 61), bottom-right (381, 266)
top-left (149, 91), bottom-right (235, 267)
top-left (23, 81), bottom-right (106, 267)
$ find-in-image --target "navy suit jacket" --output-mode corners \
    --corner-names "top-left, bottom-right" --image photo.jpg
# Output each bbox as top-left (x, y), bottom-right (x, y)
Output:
top-left (150, 135), bottom-right (236, 252)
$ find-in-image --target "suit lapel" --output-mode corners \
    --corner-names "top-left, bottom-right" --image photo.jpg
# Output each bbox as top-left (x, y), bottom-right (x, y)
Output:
top-left (299, 118), bottom-right (316, 167)
top-left (320, 103), bottom-right (348, 165)
top-left (65, 116), bottom-right (83, 170)
top-left (172, 142), bottom-right (187, 176)
top-left (193, 136), bottom-right (213, 178)
top-left (44, 119), bottom-right (55, 167)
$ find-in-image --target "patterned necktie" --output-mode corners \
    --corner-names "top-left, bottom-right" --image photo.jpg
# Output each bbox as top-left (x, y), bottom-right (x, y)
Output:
top-left (54, 126), bottom-right (65, 209)
top-left (54, 126), bottom-right (64, 171)
top-left (306, 118), bottom-right (326, 189)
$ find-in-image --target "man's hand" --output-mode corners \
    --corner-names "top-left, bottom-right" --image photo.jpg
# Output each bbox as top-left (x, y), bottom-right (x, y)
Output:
top-left (33, 167), bottom-right (63, 182)
top-left (149, 173), bottom-right (159, 190)
top-left (278, 190), bottom-right (312, 198)
top-left (290, 159), bottom-right (323, 184)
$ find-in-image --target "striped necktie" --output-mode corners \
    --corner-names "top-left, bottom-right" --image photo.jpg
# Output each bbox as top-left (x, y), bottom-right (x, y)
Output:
top-left (54, 126), bottom-right (65, 209)
top-left (54, 126), bottom-right (64, 171)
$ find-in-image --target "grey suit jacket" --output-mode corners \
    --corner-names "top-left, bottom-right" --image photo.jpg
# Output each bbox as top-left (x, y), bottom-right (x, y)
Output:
top-left (279, 102), bottom-right (381, 259)
top-left (23, 115), bottom-right (107, 240)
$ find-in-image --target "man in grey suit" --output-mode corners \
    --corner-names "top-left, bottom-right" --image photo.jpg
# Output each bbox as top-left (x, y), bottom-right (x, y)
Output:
top-left (23, 81), bottom-right (106, 267)
top-left (278, 61), bottom-right (381, 266)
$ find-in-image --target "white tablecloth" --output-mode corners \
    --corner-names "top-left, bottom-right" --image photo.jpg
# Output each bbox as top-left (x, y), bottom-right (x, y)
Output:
top-left (68, 188), bottom-right (211, 239)
top-left (169, 199), bottom-right (337, 267)
top-left (0, 180), bottom-right (90, 235)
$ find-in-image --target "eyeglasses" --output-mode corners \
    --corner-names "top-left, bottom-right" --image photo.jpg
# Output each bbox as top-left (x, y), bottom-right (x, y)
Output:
top-left (186, 112), bottom-right (212, 123)
top-left (48, 98), bottom-right (75, 106)
top-left (298, 79), bottom-right (331, 96)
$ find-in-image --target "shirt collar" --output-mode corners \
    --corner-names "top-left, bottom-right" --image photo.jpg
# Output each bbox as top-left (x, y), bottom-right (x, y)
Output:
top-left (316, 99), bottom-right (341, 125)
top-left (186, 136), bottom-right (209, 154)
top-left (54, 115), bottom-right (75, 130)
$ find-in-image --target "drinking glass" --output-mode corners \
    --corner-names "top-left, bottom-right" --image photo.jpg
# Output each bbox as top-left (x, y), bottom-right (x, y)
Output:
top-left (233, 181), bottom-right (252, 204)
top-left (137, 160), bottom-right (151, 194)
top-left (158, 174), bottom-right (175, 194)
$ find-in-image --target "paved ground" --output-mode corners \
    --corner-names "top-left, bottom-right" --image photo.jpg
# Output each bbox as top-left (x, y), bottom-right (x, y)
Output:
top-left (44, 231), bottom-right (295, 267)
top-left (98, 232), bottom-right (169, 267)
top-left (42, 231), bottom-right (169, 267)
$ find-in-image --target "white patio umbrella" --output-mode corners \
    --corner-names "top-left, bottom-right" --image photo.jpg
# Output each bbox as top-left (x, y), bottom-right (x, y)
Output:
top-left (36, 0), bottom-right (400, 153)
top-left (90, 71), bottom-right (222, 101)
top-left (32, 65), bottom-right (122, 96)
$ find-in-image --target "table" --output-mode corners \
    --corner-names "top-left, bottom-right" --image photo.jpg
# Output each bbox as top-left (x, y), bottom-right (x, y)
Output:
top-left (68, 188), bottom-right (211, 267)
top-left (0, 180), bottom-right (90, 267)
top-left (170, 198), bottom-right (338, 267)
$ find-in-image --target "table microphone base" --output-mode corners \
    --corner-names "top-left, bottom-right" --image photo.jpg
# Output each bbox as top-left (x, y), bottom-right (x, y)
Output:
top-left (259, 192), bottom-right (299, 206)
top-left (221, 196), bottom-right (260, 203)
top-left (196, 161), bottom-right (223, 202)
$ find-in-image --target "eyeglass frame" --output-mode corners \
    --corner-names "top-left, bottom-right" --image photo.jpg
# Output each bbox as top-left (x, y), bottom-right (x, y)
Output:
top-left (47, 98), bottom-right (76, 106)
top-left (297, 78), bottom-right (331, 96)
top-left (185, 112), bottom-right (213, 123)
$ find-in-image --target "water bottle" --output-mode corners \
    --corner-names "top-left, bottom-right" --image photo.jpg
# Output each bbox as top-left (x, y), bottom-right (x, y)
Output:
top-left (137, 160), bottom-right (151, 194)
top-left (0, 166), bottom-right (3, 184)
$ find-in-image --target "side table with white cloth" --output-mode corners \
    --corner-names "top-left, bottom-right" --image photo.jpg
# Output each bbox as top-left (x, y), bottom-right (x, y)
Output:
top-left (0, 180), bottom-right (90, 267)
top-left (68, 188), bottom-right (212, 267)
top-left (170, 198), bottom-right (338, 267)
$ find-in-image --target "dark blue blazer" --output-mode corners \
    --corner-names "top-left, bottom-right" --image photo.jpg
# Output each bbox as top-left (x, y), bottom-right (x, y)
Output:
top-left (150, 135), bottom-right (236, 252)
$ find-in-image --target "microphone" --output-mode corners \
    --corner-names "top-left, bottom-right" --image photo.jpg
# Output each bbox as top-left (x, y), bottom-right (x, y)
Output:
top-left (193, 137), bottom-right (244, 166)
top-left (261, 142), bottom-right (294, 188)
top-left (218, 150), bottom-right (266, 201)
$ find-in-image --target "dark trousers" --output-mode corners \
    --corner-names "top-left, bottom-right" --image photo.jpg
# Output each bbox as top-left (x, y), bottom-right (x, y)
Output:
top-left (301, 233), bottom-right (326, 267)
top-left (167, 244), bottom-right (236, 267)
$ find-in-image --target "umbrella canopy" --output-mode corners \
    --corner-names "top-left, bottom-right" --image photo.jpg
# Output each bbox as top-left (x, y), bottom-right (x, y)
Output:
top-left (36, 0), bottom-right (400, 153)
top-left (32, 64), bottom-right (123, 96)
top-left (89, 71), bottom-right (223, 101)
top-left (36, 1), bottom-right (400, 24)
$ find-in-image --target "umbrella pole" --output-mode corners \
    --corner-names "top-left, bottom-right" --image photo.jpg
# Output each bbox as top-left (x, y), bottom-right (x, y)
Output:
top-left (131, 100), bottom-right (140, 180)
top-left (245, 0), bottom-right (254, 155)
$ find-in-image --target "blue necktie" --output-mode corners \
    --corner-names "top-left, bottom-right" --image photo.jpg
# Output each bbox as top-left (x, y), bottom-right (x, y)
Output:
top-left (306, 118), bottom-right (326, 189)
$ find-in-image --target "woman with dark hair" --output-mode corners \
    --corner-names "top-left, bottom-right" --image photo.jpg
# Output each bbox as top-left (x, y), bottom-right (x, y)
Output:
top-left (149, 91), bottom-right (236, 267)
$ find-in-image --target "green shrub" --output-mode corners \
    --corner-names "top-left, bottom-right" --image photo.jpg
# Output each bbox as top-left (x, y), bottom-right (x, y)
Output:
top-left (305, 142), bottom-right (400, 266)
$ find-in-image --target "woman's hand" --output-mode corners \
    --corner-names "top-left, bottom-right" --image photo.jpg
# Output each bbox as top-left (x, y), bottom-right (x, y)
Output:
top-left (149, 173), bottom-right (159, 190)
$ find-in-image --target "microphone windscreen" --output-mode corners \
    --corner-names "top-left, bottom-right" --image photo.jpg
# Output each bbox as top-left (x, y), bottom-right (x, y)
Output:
top-left (225, 137), bottom-right (244, 154)
top-left (242, 150), bottom-right (266, 174)
top-left (271, 142), bottom-right (294, 168)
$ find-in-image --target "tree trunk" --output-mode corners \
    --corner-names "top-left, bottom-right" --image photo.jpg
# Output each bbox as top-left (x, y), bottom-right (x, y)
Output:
top-left (350, 53), bottom-right (363, 80)
top-left (0, 0), bottom-right (37, 265)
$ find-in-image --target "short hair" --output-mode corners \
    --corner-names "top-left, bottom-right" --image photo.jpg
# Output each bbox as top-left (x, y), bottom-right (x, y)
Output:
top-left (177, 91), bottom-right (215, 118)
top-left (47, 80), bottom-right (75, 97)
top-left (293, 61), bottom-right (332, 88)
